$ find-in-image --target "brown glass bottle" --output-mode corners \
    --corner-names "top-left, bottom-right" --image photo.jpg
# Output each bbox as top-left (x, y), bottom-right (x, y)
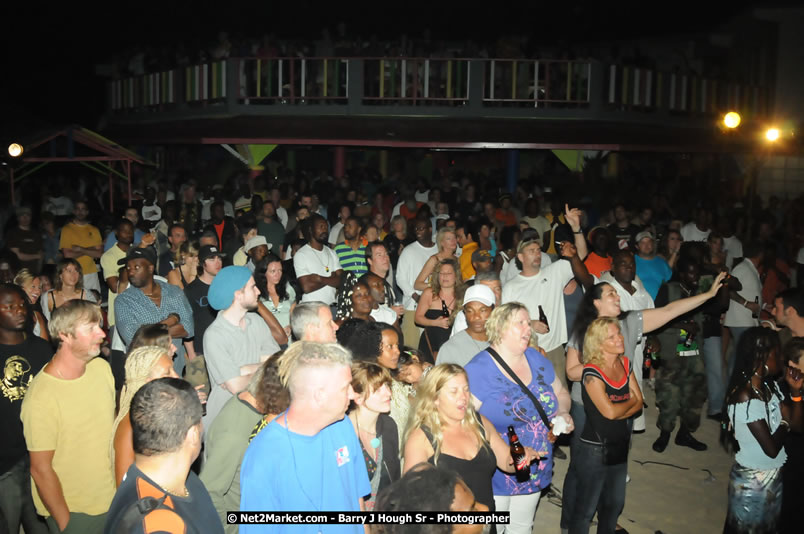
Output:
top-left (538, 305), bottom-right (549, 333)
top-left (507, 425), bottom-right (531, 482)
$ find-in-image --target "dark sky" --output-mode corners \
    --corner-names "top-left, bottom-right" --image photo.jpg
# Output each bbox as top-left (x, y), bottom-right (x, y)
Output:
top-left (0, 0), bottom-right (773, 129)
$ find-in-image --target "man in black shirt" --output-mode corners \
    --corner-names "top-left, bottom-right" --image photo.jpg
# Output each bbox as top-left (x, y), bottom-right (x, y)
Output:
top-left (0, 284), bottom-right (52, 534)
top-left (184, 246), bottom-right (224, 396)
top-left (607, 203), bottom-right (640, 251)
top-left (103, 378), bottom-right (223, 534)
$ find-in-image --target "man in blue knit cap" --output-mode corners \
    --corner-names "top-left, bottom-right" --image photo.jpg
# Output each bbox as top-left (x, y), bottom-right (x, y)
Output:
top-left (202, 266), bottom-right (280, 430)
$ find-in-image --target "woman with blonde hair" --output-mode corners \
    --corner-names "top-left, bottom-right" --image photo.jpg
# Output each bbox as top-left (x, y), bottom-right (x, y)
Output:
top-left (42, 258), bottom-right (97, 320)
top-left (167, 240), bottom-right (199, 289)
top-left (415, 257), bottom-right (465, 363)
top-left (414, 227), bottom-right (459, 291)
top-left (464, 302), bottom-right (573, 534)
top-left (13, 268), bottom-right (49, 340)
top-left (565, 317), bottom-right (643, 534)
top-left (111, 345), bottom-right (179, 485)
top-left (403, 364), bottom-right (541, 520)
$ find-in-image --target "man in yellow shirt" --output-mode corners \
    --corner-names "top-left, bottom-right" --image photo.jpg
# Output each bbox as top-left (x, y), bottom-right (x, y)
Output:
top-left (21, 300), bottom-right (115, 534)
top-left (456, 221), bottom-right (480, 281)
top-left (59, 201), bottom-right (103, 295)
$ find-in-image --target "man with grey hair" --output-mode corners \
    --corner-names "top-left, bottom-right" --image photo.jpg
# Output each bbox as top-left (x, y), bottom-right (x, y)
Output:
top-left (289, 301), bottom-right (339, 342)
top-left (239, 342), bottom-right (369, 531)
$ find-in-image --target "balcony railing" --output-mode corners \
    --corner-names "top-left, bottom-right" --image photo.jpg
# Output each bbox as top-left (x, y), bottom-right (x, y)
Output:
top-left (108, 56), bottom-right (769, 119)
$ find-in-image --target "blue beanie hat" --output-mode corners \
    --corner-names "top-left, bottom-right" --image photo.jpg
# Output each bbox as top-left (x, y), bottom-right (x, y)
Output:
top-left (208, 266), bottom-right (253, 310)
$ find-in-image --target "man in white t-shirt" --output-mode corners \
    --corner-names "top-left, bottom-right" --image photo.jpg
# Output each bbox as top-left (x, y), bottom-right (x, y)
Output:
top-left (724, 241), bottom-right (764, 376)
top-left (501, 205), bottom-right (593, 390)
top-left (293, 214), bottom-right (343, 305)
top-left (396, 217), bottom-right (438, 349)
top-left (680, 208), bottom-right (711, 243)
top-left (718, 218), bottom-right (743, 270)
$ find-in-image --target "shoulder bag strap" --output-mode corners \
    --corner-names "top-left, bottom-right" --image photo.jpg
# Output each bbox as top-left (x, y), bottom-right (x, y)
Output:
top-left (485, 347), bottom-right (551, 428)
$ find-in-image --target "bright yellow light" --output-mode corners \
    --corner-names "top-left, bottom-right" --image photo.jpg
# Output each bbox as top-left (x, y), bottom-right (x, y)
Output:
top-left (723, 111), bottom-right (741, 128)
top-left (7, 143), bottom-right (23, 157)
top-left (765, 128), bottom-right (780, 142)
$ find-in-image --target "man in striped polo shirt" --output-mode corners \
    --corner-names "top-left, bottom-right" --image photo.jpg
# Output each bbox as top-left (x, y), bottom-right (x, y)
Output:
top-left (333, 216), bottom-right (368, 275)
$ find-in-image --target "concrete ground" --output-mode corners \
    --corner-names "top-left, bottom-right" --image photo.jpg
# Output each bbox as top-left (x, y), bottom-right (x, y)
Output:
top-left (534, 384), bottom-right (732, 534)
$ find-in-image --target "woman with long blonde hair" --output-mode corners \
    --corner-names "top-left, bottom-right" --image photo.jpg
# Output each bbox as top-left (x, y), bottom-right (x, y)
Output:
top-left (403, 364), bottom-right (541, 519)
top-left (415, 258), bottom-right (465, 363)
top-left (111, 345), bottom-right (179, 485)
top-left (13, 268), bottom-right (49, 340)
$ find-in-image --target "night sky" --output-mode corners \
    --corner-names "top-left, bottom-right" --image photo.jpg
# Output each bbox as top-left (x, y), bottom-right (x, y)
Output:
top-left (0, 0), bottom-right (774, 131)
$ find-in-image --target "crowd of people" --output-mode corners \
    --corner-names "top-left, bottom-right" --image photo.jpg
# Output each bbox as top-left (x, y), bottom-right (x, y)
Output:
top-left (2, 168), bottom-right (804, 534)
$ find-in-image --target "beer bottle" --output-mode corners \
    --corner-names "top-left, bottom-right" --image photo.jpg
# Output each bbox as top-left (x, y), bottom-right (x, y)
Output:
top-left (752, 297), bottom-right (759, 319)
top-left (441, 299), bottom-right (450, 318)
top-left (507, 425), bottom-right (531, 482)
top-left (538, 305), bottom-right (549, 333)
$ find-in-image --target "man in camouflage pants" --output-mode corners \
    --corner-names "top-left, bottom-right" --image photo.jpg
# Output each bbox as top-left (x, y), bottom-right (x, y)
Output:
top-left (652, 257), bottom-right (729, 452)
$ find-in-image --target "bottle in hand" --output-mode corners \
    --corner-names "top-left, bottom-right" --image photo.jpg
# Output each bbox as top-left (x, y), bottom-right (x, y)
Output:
top-left (507, 425), bottom-right (531, 482)
top-left (441, 299), bottom-right (450, 318)
top-left (538, 305), bottom-right (549, 333)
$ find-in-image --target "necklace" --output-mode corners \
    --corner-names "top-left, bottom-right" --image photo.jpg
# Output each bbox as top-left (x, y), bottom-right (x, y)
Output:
top-left (311, 246), bottom-right (331, 273)
top-left (353, 413), bottom-right (381, 450)
top-left (164, 483), bottom-right (189, 497)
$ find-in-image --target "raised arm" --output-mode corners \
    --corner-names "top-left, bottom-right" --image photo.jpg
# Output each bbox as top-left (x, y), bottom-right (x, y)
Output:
top-left (643, 271), bottom-right (727, 333)
top-left (565, 204), bottom-right (588, 261)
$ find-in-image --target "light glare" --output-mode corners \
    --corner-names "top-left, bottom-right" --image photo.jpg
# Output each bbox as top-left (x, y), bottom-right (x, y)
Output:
top-left (765, 128), bottom-right (780, 142)
top-left (723, 112), bottom-right (741, 129)
top-left (8, 143), bottom-right (23, 157)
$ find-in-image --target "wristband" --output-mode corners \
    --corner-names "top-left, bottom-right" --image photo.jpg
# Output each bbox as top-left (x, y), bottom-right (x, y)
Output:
top-left (792, 395), bottom-right (802, 403)
top-left (779, 419), bottom-right (790, 430)
top-left (573, 229), bottom-right (583, 234)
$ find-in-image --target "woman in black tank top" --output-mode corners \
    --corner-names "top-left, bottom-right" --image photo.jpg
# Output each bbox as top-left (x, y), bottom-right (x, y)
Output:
top-left (566, 318), bottom-right (644, 534)
top-left (403, 364), bottom-right (542, 516)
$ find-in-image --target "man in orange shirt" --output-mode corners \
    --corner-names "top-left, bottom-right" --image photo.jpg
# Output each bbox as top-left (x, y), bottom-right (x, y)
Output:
top-left (583, 226), bottom-right (613, 278)
top-left (59, 200), bottom-right (103, 294)
top-left (494, 193), bottom-right (518, 228)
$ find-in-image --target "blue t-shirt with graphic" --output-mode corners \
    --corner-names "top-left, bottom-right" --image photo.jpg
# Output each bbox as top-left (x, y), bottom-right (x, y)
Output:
top-left (240, 415), bottom-right (370, 533)
top-left (465, 347), bottom-right (558, 495)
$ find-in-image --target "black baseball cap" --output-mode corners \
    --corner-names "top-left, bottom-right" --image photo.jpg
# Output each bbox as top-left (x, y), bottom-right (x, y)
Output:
top-left (199, 245), bottom-right (226, 262)
top-left (118, 246), bottom-right (157, 266)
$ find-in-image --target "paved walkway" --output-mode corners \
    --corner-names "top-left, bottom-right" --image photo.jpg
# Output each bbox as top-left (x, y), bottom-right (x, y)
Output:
top-left (534, 384), bottom-right (732, 533)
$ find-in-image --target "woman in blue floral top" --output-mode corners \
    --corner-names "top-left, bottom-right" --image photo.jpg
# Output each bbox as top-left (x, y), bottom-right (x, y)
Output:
top-left (465, 302), bottom-right (573, 534)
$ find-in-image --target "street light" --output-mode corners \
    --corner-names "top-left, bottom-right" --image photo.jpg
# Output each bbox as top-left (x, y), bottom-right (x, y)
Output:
top-left (765, 128), bottom-right (780, 142)
top-left (723, 111), bottom-right (741, 129)
top-left (7, 143), bottom-right (23, 157)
